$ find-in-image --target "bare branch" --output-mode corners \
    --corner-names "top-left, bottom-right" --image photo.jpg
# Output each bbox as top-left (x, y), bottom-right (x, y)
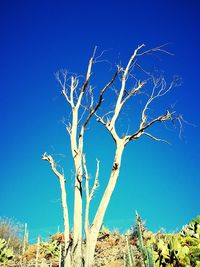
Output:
top-left (101, 110), bottom-right (114, 121)
top-left (137, 43), bottom-right (174, 57)
top-left (95, 114), bottom-right (107, 127)
top-left (93, 49), bottom-right (108, 62)
top-left (96, 114), bottom-right (117, 142)
top-left (42, 152), bottom-right (65, 182)
top-left (76, 47), bottom-right (97, 108)
top-left (109, 44), bottom-right (145, 129)
top-left (126, 110), bottom-right (174, 142)
top-left (123, 44), bottom-right (145, 80)
top-left (70, 76), bottom-right (79, 107)
top-left (143, 132), bottom-right (171, 145)
top-left (173, 114), bottom-right (196, 140)
top-left (89, 159), bottom-right (100, 200)
top-left (135, 62), bottom-right (153, 77)
top-left (82, 68), bottom-right (121, 129)
top-left (66, 122), bottom-right (72, 135)
top-left (121, 80), bottom-right (146, 106)
top-left (89, 85), bottom-right (94, 110)
top-left (93, 49), bottom-right (112, 68)
top-left (140, 77), bottom-right (177, 130)
top-left (55, 70), bottom-right (71, 104)
top-left (83, 154), bottom-right (89, 202)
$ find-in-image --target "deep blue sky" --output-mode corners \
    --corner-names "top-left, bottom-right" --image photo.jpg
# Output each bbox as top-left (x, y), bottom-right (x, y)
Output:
top-left (0, 0), bottom-right (199, 242)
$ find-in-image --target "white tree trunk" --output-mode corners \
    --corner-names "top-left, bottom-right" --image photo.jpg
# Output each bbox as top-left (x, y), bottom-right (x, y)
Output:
top-left (71, 153), bottom-right (83, 266)
top-left (70, 109), bottom-right (83, 266)
top-left (42, 153), bottom-right (71, 267)
top-left (84, 141), bottom-right (124, 266)
top-left (72, 167), bottom-right (83, 266)
top-left (60, 177), bottom-right (71, 267)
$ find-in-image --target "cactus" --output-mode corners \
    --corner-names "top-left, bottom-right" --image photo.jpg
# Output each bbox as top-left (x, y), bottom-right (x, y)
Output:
top-left (42, 240), bottom-right (59, 259)
top-left (146, 247), bottom-right (154, 267)
top-left (182, 216), bottom-right (200, 239)
top-left (135, 212), bottom-right (154, 267)
top-left (146, 233), bottom-right (193, 266)
top-left (135, 212), bottom-right (146, 259)
top-left (125, 235), bottom-right (135, 267)
top-left (0, 238), bottom-right (14, 263)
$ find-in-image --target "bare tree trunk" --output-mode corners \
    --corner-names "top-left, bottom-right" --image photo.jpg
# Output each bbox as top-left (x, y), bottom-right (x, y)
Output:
top-left (70, 108), bottom-right (83, 267)
top-left (42, 153), bottom-right (71, 266)
top-left (71, 149), bottom-right (83, 266)
top-left (72, 160), bottom-right (83, 267)
top-left (84, 141), bottom-right (124, 266)
top-left (60, 177), bottom-right (71, 267)
top-left (84, 231), bottom-right (94, 267)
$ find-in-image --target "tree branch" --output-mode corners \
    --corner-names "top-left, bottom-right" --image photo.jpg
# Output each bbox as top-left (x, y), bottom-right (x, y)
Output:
top-left (109, 44), bottom-right (145, 130)
top-left (143, 132), bottom-right (171, 144)
top-left (82, 68), bottom-right (121, 129)
top-left (126, 110), bottom-right (174, 142)
top-left (55, 70), bottom-right (71, 104)
top-left (137, 43), bottom-right (174, 57)
top-left (121, 80), bottom-right (146, 106)
top-left (70, 76), bottom-right (79, 107)
top-left (96, 114), bottom-right (118, 142)
top-left (89, 159), bottom-right (100, 200)
top-left (76, 47), bottom-right (97, 109)
top-left (42, 152), bottom-right (65, 181)
top-left (42, 152), bottom-right (70, 253)
top-left (83, 155), bottom-right (89, 198)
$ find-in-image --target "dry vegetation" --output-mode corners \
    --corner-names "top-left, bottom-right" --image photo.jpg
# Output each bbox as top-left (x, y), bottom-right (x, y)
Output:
top-left (1, 214), bottom-right (200, 267)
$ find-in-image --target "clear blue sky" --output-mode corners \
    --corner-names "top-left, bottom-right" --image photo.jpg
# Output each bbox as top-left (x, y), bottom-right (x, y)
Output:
top-left (0, 0), bottom-right (199, 242)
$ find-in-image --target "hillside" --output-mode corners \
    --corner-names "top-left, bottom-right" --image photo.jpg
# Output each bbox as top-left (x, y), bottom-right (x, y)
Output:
top-left (0, 215), bottom-right (200, 267)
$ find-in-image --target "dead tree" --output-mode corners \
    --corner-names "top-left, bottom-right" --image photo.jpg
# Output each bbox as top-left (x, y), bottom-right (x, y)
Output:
top-left (42, 44), bottom-right (180, 267)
